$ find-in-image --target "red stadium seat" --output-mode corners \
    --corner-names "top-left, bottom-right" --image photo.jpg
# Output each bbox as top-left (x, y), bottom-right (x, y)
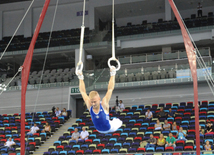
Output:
top-left (33, 133), bottom-right (40, 137)
top-left (1, 139), bottom-right (6, 143)
top-left (184, 146), bottom-right (193, 151)
top-left (177, 109), bottom-right (184, 112)
top-left (183, 112), bottom-right (191, 116)
top-left (175, 117), bottom-right (182, 121)
top-left (137, 148), bottom-right (145, 152)
top-left (199, 111), bottom-right (207, 115)
top-left (93, 149), bottom-right (101, 154)
top-left (97, 144), bottom-right (105, 149)
top-left (11, 127), bottom-right (17, 130)
top-left (147, 127), bottom-right (154, 131)
top-left (3, 120), bottom-right (8, 123)
top-left (134, 137), bottom-right (142, 142)
top-left (123, 109), bottom-right (129, 112)
top-left (25, 129), bottom-right (30, 133)
top-left (15, 119), bottom-right (20, 122)
top-left (176, 140), bottom-right (185, 146)
top-left (165, 146), bottom-right (174, 151)
top-left (14, 138), bottom-right (20, 143)
top-left (56, 145), bottom-right (64, 151)
top-left (5, 127), bottom-right (11, 130)
top-left (52, 117), bottom-right (58, 120)
top-left (152, 104), bottom-right (158, 108)
top-left (85, 139), bottom-right (92, 144)
top-left (187, 102), bottom-right (193, 107)
top-left (76, 150), bottom-right (84, 154)
top-left (28, 142), bottom-right (36, 151)
top-left (134, 123), bottom-right (141, 127)
top-left (112, 133), bottom-right (120, 138)
top-left (93, 130), bottom-right (99, 134)
top-left (166, 103), bottom-right (172, 107)
top-left (79, 122), bottom-right (85, 126)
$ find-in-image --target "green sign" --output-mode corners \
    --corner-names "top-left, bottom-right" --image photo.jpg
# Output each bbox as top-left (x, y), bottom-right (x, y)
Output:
top-left (71, 87), bottom-right (80, 93)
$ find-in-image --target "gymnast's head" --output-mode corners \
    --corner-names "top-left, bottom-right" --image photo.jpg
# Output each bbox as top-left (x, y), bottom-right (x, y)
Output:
top-left (89, 91), bottom-right (101, 109)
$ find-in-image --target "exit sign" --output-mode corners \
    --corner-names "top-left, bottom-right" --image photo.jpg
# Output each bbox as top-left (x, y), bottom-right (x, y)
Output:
top-left (71, 88), bottom-right (80, 93)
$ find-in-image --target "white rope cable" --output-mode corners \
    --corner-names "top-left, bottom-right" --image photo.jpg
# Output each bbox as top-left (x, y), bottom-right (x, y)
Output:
top-left (196, 54), bottom-right (214, 95)
top-left (78, 0), bottom-right (86, 63)
top-left (112, 0), bottom-right (115, 59)
top-left (0, 67), bottom-right (22, 96)
top-left (173, 2), bottom-right (214, 97)
top-left (32, 0), bottom-right (59, 113)
top-left (75, 0), bottom-right (86, 75)
top-left (107, 0), bottom-right (121, 71)
top-left (0, 0), bottom-right (35, 61)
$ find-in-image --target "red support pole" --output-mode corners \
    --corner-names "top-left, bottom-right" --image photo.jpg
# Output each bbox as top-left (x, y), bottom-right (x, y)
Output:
top-left (168, 0), bottom-right (200, 155)
top-left (21, 0), bottom-right (50, 154)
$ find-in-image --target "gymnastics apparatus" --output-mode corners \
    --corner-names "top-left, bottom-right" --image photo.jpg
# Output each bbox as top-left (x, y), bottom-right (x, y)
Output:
top-left (76, 0), bottom-right (122, 134)
top-left (0, 0), bottom-right (212, 154)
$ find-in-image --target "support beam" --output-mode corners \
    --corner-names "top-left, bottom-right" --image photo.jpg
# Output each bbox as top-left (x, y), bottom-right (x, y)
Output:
top-left (168, 1), bottom-right (200, 155)
top-left (21, 1), bottom-right (50, 154)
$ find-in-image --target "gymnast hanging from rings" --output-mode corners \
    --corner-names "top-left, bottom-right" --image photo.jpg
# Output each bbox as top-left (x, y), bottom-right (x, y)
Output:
top-left (76, 0), bottom-right (122, 133)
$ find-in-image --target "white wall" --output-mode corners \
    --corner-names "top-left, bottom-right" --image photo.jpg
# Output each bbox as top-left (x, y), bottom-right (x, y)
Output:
top-left (0, 0), bottom-right (90, 38)
top-left (3, 9), bottom-right (24, 36)
top-left (32, 2), bottom-right (89, 33)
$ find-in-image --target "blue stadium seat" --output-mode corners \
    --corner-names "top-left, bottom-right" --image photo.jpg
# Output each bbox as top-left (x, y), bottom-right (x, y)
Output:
top-left (93, 139), bottom-right (100, 144)
top-left (156, 147), bottom-right (164, 152)
top-left (101, 149), bottom-right (110, 153)
top-left (110, 148), bottom-right (118, 153)
top-left (109, 138), bottom-right (117, 143)
top-left (54, 141), bottom-right (61, 146)
top-left (89, 134), bottom-right (96, 139)
top-left (146, 147), bottom-right (155, 152)
top-left (51, 151), bottom-right (59, 155)
top-left (59, 151), bottom-right (67, 155)
top-left (67, 150), bottom-right (75, 155)
top-left (123, 142), bottom-right (130, 148)
top-left (128, 148), bottom-right (136, 153)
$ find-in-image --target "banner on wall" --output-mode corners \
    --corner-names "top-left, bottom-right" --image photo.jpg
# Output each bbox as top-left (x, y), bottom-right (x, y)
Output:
top-left (176, 67), bottom-right (211, 78)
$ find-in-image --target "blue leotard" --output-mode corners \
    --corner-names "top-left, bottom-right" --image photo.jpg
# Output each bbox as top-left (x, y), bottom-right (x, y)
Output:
top-left (90, 103), bottom-right (111, 132)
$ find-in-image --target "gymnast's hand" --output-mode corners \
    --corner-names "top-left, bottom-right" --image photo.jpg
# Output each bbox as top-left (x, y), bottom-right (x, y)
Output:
top-left (77, 70), bottom-right (84, 80)
top-left (110, 66), bottom-right (116, 76)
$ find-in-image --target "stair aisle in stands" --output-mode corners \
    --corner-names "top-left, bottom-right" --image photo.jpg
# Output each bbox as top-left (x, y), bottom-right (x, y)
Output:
top-left (33, 118), bottom-right (77, 155)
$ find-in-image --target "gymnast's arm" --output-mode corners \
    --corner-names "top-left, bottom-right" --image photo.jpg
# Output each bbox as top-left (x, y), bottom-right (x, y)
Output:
top-left (79, 78), bottom-right (91, 109)
top-left (102, 74), bottom-right (115, 110)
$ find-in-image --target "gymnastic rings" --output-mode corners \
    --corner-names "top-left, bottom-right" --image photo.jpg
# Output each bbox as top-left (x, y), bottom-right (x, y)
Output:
top-left (108, 57), bottom-right (121, 71)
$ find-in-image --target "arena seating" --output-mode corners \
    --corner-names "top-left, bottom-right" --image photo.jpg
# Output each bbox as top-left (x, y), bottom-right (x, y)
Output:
top-left (7, 65), bottom-right (177, 86)
top-left (103, 12), bottom-right (214, 41)
top-left (0, 28), bottom-right (92, 53)
top-left (0, 110), bottom-right (71, 154)
top-left (0, 12), bottom-right (213, 53)
top-left (43, 100), bottom-right (213, 154)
